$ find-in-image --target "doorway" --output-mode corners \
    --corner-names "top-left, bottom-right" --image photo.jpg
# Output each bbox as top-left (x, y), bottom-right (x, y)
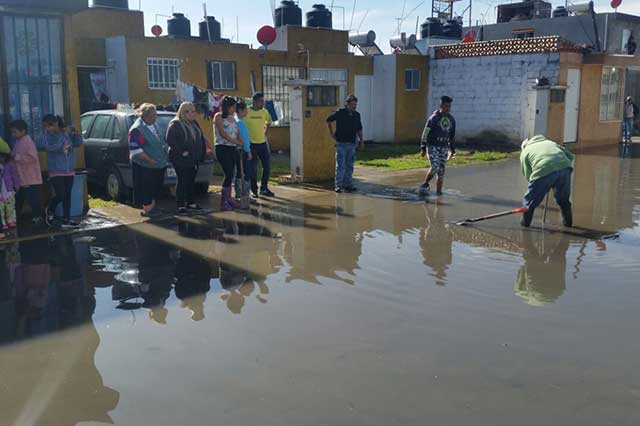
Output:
top-left (354, 75), bottom-right (373, 141)
top-left (563, 68), bottom-right (581, 143)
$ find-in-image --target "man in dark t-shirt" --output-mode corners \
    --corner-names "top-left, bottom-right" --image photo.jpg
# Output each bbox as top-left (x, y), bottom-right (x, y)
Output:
top-left (327, 95), bottom-right (364, 193)
top-left (419, 96), bottom-right (456, 196)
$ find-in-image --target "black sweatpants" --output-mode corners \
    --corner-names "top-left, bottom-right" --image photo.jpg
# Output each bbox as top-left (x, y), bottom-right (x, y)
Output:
top-left (49, 175), bottom-right (74, 221)
top-left (215, 145), bottom-right (240, 188)
top-left (175, 166), bottom-right (197, 208)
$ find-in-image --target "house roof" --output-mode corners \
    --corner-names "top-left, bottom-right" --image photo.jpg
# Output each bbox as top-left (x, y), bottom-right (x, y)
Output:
top-left (434, 36), bottom-right (583, 59)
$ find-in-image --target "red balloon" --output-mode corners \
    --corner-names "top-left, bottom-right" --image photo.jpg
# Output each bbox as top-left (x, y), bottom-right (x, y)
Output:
top-left (151, 25), bottom-right (163, 37)
top-left (611, 0), bottom-right (622, 8)
top-left (257, 25), bottom-right (277, 46)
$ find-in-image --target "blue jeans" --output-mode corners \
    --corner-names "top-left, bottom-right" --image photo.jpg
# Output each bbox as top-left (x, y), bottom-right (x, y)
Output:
top-left (523, 168), bottom-right (572, 212)
top-left (335, 143), bottom-right (356, 189)
top-left (623, 118), bottom-right (634, 141)
top-left (250, 143), bottom-right (271, 192)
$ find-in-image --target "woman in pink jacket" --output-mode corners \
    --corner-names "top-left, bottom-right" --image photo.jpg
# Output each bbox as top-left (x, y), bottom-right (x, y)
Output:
top-left (10, 120), bottom-right (43, 225)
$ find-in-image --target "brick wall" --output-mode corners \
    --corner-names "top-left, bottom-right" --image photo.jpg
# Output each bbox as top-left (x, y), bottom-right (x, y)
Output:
top-left (428, 53), bottom-right (561, 144)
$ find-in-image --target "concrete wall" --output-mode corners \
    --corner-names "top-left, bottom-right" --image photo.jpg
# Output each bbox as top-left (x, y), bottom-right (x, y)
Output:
top-left (394, 54), bottom-right (429, 144)
top-left (428, 52), bottom-right (561, 143)
top-left (105, 36), bottom-right (130, 104)
top-left (71, 7), bottom-right (145, 39)
top-left (468, 13), bottom-right (640, 56)
top-left (372, 56), bottom-right (397, 142)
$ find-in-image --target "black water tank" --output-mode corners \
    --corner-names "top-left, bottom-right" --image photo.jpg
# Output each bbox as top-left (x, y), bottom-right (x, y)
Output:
top-left (93, 0), bottom-right (129, 8)
top-left (199, 16), bottom-right (221, 40)
top-left (553, 6), bottom-right (569, 17)
top-left (275, 1), bottom-right (302, 27)
top-left (168, 13), bottom-right (191, 38)
top-left (306, 4), bottom-right (332, 29)
top-left (420, 17), bottom-right (442, 38)
top-left (442, 19), bottom-right (462, 39)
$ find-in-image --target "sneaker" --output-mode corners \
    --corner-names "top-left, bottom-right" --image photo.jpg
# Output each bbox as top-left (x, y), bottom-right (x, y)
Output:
top-left (250, 191), bottom-right (260, 200)
top-left (177, 207), bottom-right (189, 215)
top-left (418, 183), bottom-right (430, 195)
top-left (187, 204), bottom-right (205, 212)
top-left (32, 217), bottom-right (44, 226)
top-left (61, 220), bottom-right (80, 230)
top-left (436, 190), bottom-right (444, 196)
top-left (561, 205), bottom-right (573, 228)
top-left (344, 186), bottom-right (358, 193)
top-left (520, 208), bottom-right (534, 228)
top-left (335, 187), bottom-right (343, 193)
top-left (260, 188), bottom-right (275, 197)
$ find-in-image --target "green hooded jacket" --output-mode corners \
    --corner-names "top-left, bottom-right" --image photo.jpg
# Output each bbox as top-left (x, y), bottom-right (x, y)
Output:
top-left (520, 135), bottom-right (575, 182)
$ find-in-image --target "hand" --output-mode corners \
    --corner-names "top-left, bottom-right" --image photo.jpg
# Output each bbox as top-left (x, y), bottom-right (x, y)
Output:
top-left (247, 152), bottom-right (253, 161)
top-left (148, 158), bottom-right (157, 166)
top-left (421, 149), bottom-right (427, 158)
top-left (448, 151), bottom-right (456, 161)
top-left (182, 151), bottom-right (189, 157)
top-left (359, 141), bottom-right (365, 150)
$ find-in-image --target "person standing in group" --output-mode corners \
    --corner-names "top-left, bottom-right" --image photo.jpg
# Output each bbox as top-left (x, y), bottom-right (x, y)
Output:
top-left (623, 96), bottom-right (638, 144)
top-left (235, 101), bottom-right (253, 203)
top-left (128, 103), bottom-right (169, 218)
top-left (9, 120), bottom-right (43, 225)
top-left (0, 148), bottom-right (20, 236)
top-left (245, 93), bottom-right (274, 198)
top-left (519, 135), bottom-right (575, 228)
top-left (326, 95), bottom-right (364, 193)
top-left (419, 96), bottom-right (456, 196)
top-left (166, 102), bottom-right (207, 215)
top-left (39, 114), bottom-right (83, 229)
top-left (214, 96), bottom-right (244, 212)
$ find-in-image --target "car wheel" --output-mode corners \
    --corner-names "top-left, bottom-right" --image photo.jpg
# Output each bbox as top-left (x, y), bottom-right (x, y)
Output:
top-left (195, 182), bottom-right (210, 195)
top-left (106, 167), bottom-right (125, 201)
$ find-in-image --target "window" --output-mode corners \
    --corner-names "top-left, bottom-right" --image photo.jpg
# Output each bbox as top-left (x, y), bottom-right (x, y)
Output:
top-left (550, 88), bottom-right (566, 103)
top-left (262, 65), bottom-right (306, 126)
top-left (207, 61), bottom-right (236, 90)
top-left (311, 68), bottom-right (347, 101)
top-left (147, 58), bottom-right (179, 90)
top-left (405, 69), bottom-right (421, 91)
top-left (513, 29), bottom-right (535, 39)
top-left (600, 67), bottom-right (624, 121)
top-left (109, 117), bottom-right (122, 141)
top-left (88, 115), bottom-right (112, 139)
top-left (80, 115), bottom-right (95, 137)
top-left (307, 86), bottom-right (337, 107)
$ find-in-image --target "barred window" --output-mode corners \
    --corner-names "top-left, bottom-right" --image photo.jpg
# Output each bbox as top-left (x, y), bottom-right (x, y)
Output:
top-left (147, 58), bottom-right (179, 90)
top-left (600, 66), bottom-right (623, 121)
top-left (207, 61), bottom-right (236, 90)
top-left (404, 69), bottom-right (421, 91)
top-left (262, 65), bottom-right (306, 126)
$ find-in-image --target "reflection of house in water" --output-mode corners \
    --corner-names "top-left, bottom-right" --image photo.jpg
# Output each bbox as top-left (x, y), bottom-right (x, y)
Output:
top-left (0, 236), bottom-right (119, 426)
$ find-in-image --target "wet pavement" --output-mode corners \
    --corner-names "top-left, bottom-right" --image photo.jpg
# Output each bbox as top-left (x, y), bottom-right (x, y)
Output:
top-left (1, 145), bottom-right (639, 426)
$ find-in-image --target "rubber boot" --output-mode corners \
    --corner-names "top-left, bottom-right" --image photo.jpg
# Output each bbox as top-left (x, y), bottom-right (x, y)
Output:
top-left (521, 207), bottom-right (534, 227)
top-left (220, 187), bottom-right (234, 212)
top-left (227, 185), bottom-right (241, 209)
top-left (234, 178), bottom-right (242, 200)
top-left (561, 204), bottom-right (573, 228)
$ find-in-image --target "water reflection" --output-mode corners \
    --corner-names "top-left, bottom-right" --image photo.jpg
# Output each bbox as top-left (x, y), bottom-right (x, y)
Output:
top-left (420, 202), bottom-right (453, 286)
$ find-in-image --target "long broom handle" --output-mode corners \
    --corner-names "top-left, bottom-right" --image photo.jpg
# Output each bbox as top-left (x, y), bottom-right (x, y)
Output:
top-left (459, 206), bottom-right (529, 224)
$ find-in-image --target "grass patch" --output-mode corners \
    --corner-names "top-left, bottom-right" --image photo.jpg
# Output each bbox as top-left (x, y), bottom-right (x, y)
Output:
top-left (355, 144), bottom-right (515, 171)
top-left (89, 196), bottom-right (119, 209)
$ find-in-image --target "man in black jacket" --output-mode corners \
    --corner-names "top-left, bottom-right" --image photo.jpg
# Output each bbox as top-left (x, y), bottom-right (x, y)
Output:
top-left (327, 95), bottom-right (364, 193)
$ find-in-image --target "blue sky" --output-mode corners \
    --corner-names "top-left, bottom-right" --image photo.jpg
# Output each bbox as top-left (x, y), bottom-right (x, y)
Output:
top-left (106, 0), bottom-right (640, 53)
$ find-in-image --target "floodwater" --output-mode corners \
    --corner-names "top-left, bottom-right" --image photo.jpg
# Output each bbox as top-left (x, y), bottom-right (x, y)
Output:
top-left (1, 145), bottom-right (639, 426)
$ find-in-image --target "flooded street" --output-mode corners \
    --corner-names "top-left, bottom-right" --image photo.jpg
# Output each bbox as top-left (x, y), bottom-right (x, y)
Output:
top-left (1, 146), bottom-right (639, 426)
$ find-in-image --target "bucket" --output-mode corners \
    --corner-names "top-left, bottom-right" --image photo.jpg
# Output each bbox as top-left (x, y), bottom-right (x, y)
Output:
top-left (54, 173), bottom-right (86, 218)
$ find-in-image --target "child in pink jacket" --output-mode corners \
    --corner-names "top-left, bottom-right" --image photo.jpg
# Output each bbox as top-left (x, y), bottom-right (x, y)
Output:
top-left (10, 120), bottom-right (43, 224)
top-left (0, 151), bottom-right (20, 234)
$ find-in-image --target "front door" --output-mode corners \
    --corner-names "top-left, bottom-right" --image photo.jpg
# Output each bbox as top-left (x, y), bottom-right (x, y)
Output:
top-left (564, 68), bottom-right (581, 143)
top-left (354, 75), bottom-right (373, 141)
top-left (288, 86), bottom-right (303, 179)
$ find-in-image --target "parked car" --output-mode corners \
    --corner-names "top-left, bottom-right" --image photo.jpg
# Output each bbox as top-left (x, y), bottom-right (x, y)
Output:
top-left (80, 109), bottom-right (214, 201)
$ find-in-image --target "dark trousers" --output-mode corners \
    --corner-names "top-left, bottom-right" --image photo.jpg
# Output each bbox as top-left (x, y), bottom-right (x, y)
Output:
top-left (16, 185), bottom-right (43, 218)
top-left (49, 176), bottom-right (74, 221)
top-left (216, 145), bottom-right (240, 187)
top-left (242, 152), bottom-right (254, 182)
top-left (523, 168), bottom-right (572, 212)
top-left (175, 166), bottom-right (197, 208)
top-left (250, 143), bottom-right (271, 192)
top-left (133, 162), bottom-right (166, 207)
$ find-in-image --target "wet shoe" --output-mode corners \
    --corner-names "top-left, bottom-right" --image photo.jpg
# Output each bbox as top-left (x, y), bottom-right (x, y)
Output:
top-left (260, 188), bottom-right (275, 197)
top-left (561, 205), bottom-right (573, 227)
top-left (32, 217), bottom-right (44, 226)
top-left (250, 191), bottom-right (260, 200)
top-left (436, 190), bottom-right (444, 196)
top-left (187, 204), bottom-right (205, 212)
top-left (520, 208), bottom-right (534, 227)
top-left (418, 183), bottom-right (430, 195)
top-left (335, 187), bottom-right (343, 193)
top-left (177, 207), bottom-right (189, 215)
top-left (61, 220), bottom-right (80, 230)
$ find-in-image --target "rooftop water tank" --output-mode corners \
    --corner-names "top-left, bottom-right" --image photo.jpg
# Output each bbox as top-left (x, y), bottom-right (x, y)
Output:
top-left (275, 1), bottom-right (302, 27)
top-left (199, 16), bottom-right (221, 40)
top-left (168, 13), bottom-right (191, 38)
top-left (306, 4), bottom-right (332, 29)
top-left (553, 6), bottom-right (569, 17)
top-left (442, 19), bottom-right (462, 39)
top-left (93, 0), bottom-right (129, 8)
top-left (420, 17), bottom-right (442, 39)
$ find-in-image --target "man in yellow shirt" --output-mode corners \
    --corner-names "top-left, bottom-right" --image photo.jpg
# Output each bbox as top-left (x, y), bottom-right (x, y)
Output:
top-left (245, 93), bottom-right (274, 197)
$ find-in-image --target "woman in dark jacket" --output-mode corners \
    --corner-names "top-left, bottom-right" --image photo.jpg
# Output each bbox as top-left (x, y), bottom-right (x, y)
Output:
top-left (166, 102), bottom-right (208, 214)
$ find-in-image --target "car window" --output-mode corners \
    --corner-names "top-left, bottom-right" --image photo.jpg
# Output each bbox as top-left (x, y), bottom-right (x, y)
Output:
top-left (88, 115), bottom-right (113, 139)
top-left (80, 115), bottom-right (95, 137)
top-left (110, 117), bottom-right (123, 141)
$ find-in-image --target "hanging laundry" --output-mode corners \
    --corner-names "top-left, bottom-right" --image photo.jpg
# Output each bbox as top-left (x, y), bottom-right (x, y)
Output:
top-left (265, 100), bottom-right (278, 122)
top-left (273, 101), bottom-right (284, 122)
top-left (192, 85), bottom-right (210, 117)
top-left (176, 80), bottom-right (194, 102)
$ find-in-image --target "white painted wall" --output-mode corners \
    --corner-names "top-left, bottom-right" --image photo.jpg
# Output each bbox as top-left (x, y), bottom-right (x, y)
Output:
top-left (105, 36), bottom-right (130, 103)
top-left (371, 55), bottom-right (397, 142)
top-left (428, 53), bottom-right (561, 143)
